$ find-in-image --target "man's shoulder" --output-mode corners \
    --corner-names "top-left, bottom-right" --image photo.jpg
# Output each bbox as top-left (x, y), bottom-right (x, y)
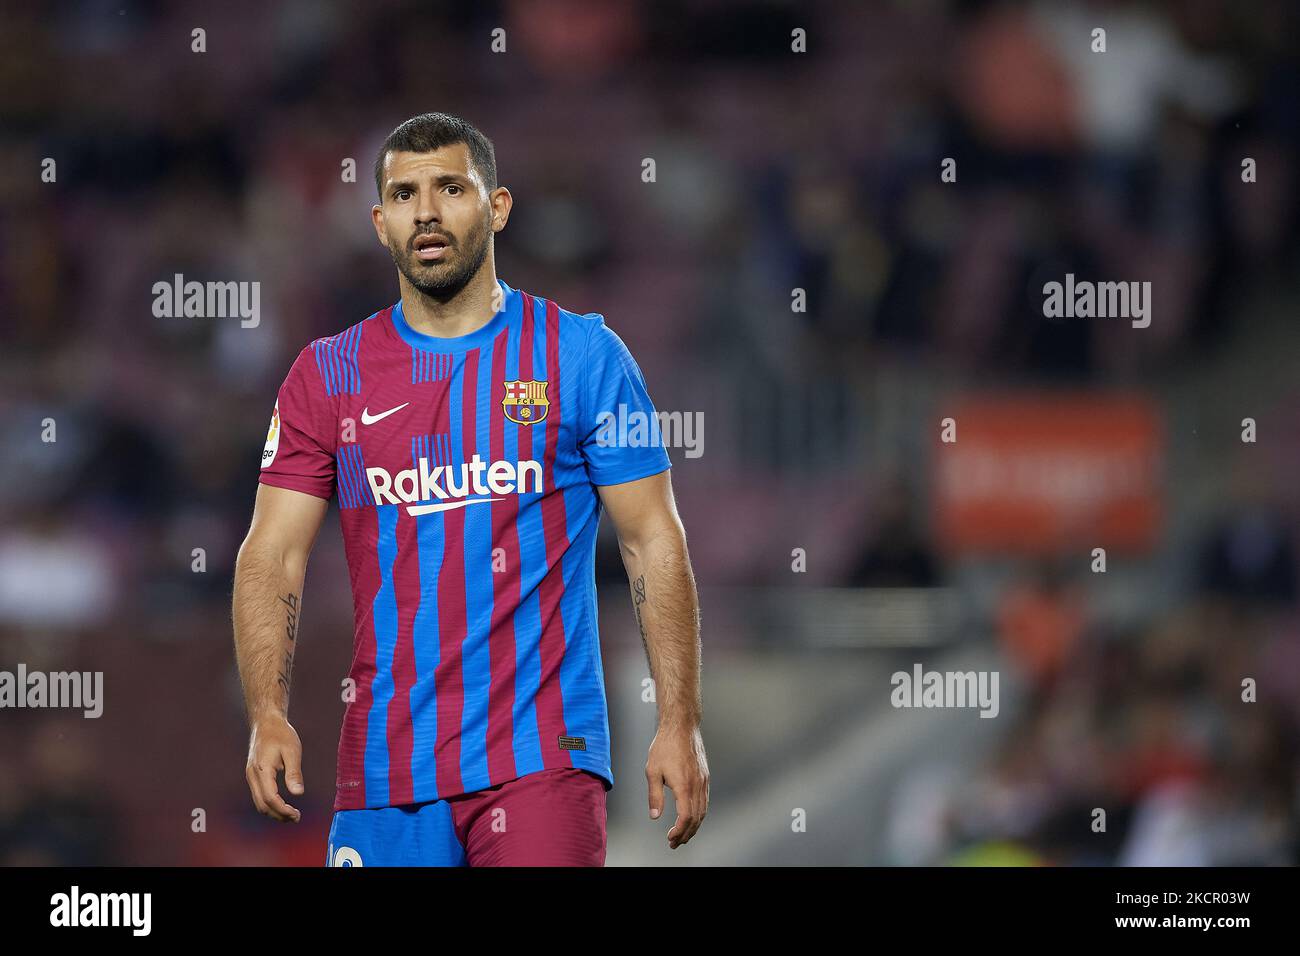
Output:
top-left (305, 307), bottom-right (391, 355)
top-left (515, 285), bottom-right (608, 340)
top-left (288, 308), bottom-right (393, 394)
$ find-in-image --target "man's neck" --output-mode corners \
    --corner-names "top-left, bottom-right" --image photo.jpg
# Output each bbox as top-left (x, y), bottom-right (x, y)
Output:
top-left (399, 270), bottom-right (500, 338)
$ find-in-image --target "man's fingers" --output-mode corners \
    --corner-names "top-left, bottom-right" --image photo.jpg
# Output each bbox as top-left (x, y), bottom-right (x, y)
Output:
top-left (666, 777), bottom-right (707, 848)
top-left (668, 810), bottom-right (689, 847)
top-left (687, 778), bottom-right (709, 841)
top-left (646, 766), bottom-right (665, 820)
top-left (245, 766), bottom-right (270, 816)
top-left (685, 804), bottom-right (706, 843)
top-left (262, 771), bottom-right (301, 822)
top-left (250, 752), bottom-right (300, 822)
top-left (266, 787), bottom-right (300, 822)
top-left (250, 760), bottom-right (284, 819)
top-left (666, 782), bottom-right (694, 847)
top-left (283, 747), bottom-right (306, 796)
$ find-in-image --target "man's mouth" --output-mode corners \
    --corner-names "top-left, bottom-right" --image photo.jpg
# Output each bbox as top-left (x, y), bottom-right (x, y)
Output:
top-left (414, 234), bottom-right (450, 262)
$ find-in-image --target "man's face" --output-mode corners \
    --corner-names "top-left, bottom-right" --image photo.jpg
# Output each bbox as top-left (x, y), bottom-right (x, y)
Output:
top-left (372, 143), bottom-right (494, 300)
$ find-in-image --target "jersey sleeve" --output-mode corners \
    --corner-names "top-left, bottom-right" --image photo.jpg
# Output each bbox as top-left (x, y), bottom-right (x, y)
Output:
top-left (578, 316), bottom-right (672, 486)
top-left (258, 345), bottom-right (337, 500)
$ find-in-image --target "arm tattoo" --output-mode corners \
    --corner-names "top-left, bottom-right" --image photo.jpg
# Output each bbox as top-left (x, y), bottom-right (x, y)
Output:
top-left (276, 592), bottom-right (300, 699)
top-left (631, 575), bottom-right (650, 670)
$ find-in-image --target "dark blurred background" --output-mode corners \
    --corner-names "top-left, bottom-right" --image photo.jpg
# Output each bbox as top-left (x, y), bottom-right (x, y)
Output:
top-left (1, 0), bottom-right (1298, 865)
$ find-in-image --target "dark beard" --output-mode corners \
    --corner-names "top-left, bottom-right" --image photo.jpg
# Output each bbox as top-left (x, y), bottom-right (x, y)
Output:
top-left (391, 214), bottom-right (492, 303)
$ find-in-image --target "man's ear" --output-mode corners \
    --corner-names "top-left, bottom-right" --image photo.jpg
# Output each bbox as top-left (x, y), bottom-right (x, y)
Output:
top-left (371, 205), bottom-right (388, 248)
top-left (489, 186), bottom-right (513, 233)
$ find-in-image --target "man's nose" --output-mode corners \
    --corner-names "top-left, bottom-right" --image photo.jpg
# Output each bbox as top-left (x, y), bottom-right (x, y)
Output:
top-left (415, 194), bottom-right (439, 224)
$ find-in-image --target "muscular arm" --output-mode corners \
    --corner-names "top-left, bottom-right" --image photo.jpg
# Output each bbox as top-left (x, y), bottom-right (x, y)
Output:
top-left (598, 470), bottom-right (708, 848)
top-left (232, 483), bottom-right (328, 823)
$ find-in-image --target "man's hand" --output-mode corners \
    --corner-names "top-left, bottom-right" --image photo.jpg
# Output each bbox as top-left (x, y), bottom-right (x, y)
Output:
top-left (599, 473), bottom-right (706, 849)
top-left (245, 717), bottom-right (304, 823)
top-left (646, 724), bottom-right (709, 848)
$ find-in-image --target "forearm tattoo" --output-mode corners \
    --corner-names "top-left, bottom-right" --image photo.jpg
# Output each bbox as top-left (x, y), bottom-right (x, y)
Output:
top-left (631, 575), bottom-right (650, 669)
top-left (276, 592), bottom-right (300, 699)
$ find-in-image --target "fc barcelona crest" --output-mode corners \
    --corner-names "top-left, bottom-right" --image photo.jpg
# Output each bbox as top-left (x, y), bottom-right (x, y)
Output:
top-left (503, 379), bottom-right (549, 425)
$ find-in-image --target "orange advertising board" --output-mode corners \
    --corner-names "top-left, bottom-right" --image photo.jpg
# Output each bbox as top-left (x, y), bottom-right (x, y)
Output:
top-left (933, 394), bottom-right (1163, 554)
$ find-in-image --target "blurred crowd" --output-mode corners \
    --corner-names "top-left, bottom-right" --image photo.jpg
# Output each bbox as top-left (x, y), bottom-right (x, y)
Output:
top-left (0, 0), bottom-right (1297, 863)
top-left (887, 554), bottom-right (1300, 865)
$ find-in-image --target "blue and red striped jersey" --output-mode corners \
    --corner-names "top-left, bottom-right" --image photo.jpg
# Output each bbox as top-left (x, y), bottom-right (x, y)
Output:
top-left (258, 279), bottom-right (671, 810)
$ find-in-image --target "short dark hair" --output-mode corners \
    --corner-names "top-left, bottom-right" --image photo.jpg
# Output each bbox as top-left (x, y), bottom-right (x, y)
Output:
top-left (373, 112), bottom-right (498, 199)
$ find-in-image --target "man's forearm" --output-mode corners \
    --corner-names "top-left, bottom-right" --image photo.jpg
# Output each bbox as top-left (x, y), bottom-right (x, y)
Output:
top-left (232, 542), bottom-right (305, 724)
top-left (621, 526), bottom-right (701, 729)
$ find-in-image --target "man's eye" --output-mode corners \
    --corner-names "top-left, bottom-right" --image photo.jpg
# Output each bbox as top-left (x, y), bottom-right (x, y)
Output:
top-left (396, 190), bottom-right (412, 201)
top-left (446, 185), bottom-right (461, 195)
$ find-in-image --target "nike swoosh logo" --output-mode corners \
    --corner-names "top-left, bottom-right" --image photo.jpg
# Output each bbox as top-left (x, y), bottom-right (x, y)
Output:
top-left (360, 402), bottom-right (410, 425)
top-left (406, 498), bottom-right (501, 516)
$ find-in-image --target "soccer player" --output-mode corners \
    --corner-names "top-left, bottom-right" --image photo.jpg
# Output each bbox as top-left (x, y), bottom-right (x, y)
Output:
top-left (231, 113), bottom-right (708, 866)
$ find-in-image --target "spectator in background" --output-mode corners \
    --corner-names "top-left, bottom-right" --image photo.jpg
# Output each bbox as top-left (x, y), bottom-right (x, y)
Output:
top-left (1197, 462), bottom-right (1299, 608)
top-left (996, 559), bottom-right (1086, 695)
top-left (1197, 512), bottom-right (1298, 607)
